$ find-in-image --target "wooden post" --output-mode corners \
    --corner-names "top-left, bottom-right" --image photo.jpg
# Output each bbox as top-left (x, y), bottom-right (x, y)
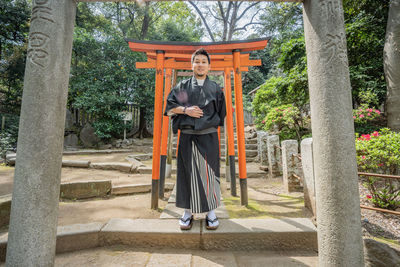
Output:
top-left (1, 115), bottom-right (5, 132)
top-left (151, 50), bottom-right (164, 209)
top-left (233, 50), bottom-right (247, 205)
top-left (224, 68), bottom-right (237, 196)
top-left (159, 68), bottom-right (172, 198)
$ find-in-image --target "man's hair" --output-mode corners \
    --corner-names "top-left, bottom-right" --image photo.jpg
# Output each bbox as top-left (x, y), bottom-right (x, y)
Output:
top-left (191, 48), bottom-right (210, 64)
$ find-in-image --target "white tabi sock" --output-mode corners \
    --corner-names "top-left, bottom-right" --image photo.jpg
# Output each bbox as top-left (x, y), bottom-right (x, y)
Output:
top-left (207, 210), bottom-right (219, 227)
top-left (180, 209), bottom-right (192, 226)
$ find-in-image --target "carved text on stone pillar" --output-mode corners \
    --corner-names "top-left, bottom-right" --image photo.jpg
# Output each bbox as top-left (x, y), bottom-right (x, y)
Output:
top-left (27, 32), bottom-right (50, 68)
top-left (322, 33), bottom-right (347, 65)
top-left (319, 0), bottom-right (341, 19)
top-left (31, 0), bottom-right (54, 24)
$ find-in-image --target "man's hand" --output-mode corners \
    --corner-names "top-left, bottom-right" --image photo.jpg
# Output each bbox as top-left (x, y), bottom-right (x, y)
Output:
top-left (185, 106), bottom-right (203, 118)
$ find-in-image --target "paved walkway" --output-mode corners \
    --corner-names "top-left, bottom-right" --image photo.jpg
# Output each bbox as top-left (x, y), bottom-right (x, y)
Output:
top-left (51, 246), bottom-right (318, 267)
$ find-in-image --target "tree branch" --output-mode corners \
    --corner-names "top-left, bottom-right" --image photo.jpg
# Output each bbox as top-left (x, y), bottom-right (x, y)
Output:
top-left (189, 1), bottom-right (216, 42)
top-left (237, 2), bottom-right (259, 22)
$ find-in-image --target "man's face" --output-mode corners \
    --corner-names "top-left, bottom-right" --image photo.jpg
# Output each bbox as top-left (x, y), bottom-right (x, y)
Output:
top-left (192, 54), bottom-right (210, 79)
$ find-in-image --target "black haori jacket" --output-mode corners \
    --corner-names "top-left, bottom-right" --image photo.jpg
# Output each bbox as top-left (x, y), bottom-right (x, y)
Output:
top-left (164, 76), bottom-right (226, 134)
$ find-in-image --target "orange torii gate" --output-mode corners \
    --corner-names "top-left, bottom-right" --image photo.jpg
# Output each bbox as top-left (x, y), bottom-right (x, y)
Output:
top-left (127, 38), bottom-right (269, 209)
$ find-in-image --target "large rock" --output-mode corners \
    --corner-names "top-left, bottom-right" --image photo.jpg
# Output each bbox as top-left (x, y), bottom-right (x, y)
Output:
top-left (5, 153), bottom-right (16, 166)
top-left (364, 238), bottom-right (400, 266)
top-left (244, 125), bottom-right (257, 139)
top-left (80, 123), bottom-right (100, 148)
top-left (125, 156), bottom-right (145, 172)
top-left (64, 133), bottom-right (78, 147)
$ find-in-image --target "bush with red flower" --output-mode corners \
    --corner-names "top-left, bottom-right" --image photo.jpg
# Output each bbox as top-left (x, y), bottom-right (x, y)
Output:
top-left (356, 128), bottom-right (400, 210)
top-left (353, 105), bottom-right (381, 124)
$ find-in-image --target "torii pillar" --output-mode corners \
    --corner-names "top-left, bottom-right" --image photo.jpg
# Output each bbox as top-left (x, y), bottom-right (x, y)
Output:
top-left (159, 68), bottom-right (173, 198)
top-left (224, 67), bottom-right (237, 197)
top-left (232, 50), bottom-right (248, 205)
top-left (151, 50), bottom-right (165, 209)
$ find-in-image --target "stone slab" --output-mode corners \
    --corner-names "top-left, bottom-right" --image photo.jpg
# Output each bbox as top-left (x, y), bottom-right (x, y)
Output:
top-left (60, 180), bottom-right (111, 199)
top-left (100, 218), bottom-right (201, 249)
top-left (191, 251), bottom-right (238, 267)
top-left (201, 218), bottom-right (317, 251)
top-left (62, 160), bottom-right (91, 168)
top-left (0, 195), bottom-right (11, 228)
top-left (90, 162), bottom-right (133, 173)
top-left (132, 153), bottom-right (152, 161)
top-left (63, 149), bottom-right (132, 155)
top-left (147, 253), bottom-right (192, 267)
top-left (56, 222), bottom-right (104, 253)
top-left (111, 183), bottom-right (174, 195)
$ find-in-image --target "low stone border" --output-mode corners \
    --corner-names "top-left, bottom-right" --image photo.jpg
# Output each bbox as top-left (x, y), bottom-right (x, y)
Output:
top-left (90, 162), bottom-right (135, 173)
top-left (62, 160), bottom-right (91, 168)
top-left (60, 180), bottom-right (112, 199)
top-left (63, 149), bottom-right (133, 155)
top-left (111, 183), bottom-right (174, 195)
top-left (0, 218), bottom-right (318, 262)
top-left (0, 182), bottom-right (176, 228)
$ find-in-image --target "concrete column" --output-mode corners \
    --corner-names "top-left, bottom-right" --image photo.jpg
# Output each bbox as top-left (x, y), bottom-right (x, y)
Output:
top-left (267, 135), bottom-right (281, 177)
top-left (281, 140), bottom-right (301, 192)
top-left (6, 0), bottom-right (76, 266)
top-left (257, 131), bottom-right (268, 166)
top-left (300, 138), bottom-right (316, 216)
top-left (303, 0), bottom-right (364, 265)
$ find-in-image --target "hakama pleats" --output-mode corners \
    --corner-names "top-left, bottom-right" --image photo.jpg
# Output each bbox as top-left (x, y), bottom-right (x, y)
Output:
top-left (176, 132), bottom-right (221, 213)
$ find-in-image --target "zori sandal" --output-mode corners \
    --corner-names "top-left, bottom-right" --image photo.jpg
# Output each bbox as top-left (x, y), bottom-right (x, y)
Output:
top-left (205, 216), bottom-right (219, 230)
top-left (180, 215), bottom-right (194, 230)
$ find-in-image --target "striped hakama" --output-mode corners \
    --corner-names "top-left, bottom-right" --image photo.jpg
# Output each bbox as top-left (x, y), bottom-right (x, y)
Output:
top-left (176, 132), bottom-right (221, 213)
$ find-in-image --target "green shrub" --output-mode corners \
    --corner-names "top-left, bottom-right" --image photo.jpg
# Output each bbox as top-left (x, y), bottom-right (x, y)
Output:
top-left (356, 128), bottom-right (400, 210)
top-left (261, 104), bottom-right (309, 141)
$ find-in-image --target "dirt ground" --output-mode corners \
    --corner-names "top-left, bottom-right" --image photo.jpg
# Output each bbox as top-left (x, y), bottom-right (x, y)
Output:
top-left (1, 152), bottom-right (398, 248)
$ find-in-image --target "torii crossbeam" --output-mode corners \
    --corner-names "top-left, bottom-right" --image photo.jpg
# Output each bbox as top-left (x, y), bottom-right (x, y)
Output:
top-left (127, 38), bottom-right (269, 209)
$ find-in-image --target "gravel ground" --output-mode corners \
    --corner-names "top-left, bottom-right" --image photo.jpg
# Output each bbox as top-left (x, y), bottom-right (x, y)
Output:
top-left (358, 181), bottom-right (400, 244)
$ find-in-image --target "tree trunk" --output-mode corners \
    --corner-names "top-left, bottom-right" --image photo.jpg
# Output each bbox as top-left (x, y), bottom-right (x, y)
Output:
top-left (130, 106), bottom-right (152, 139)
top-left (384, 0), bottom-right (400, 131)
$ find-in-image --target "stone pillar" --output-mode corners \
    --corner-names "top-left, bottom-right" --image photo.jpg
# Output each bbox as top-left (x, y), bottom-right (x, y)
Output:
top-left (300, 138), bottom-right (316, 216)
top-left (303, 0), bottom-right (364, 266)
top-left (257, 131), bottom-right (268, 166)
top-left (281, 140), bottom-right (301, 192)
top-left (6, 0), bottom-right (76, 266)
top-left (267, 135), bottom-right (281, 177)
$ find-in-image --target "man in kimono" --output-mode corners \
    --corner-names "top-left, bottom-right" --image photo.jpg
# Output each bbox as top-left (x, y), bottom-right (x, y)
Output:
top-left (164, 48), bottom-right (226, 230)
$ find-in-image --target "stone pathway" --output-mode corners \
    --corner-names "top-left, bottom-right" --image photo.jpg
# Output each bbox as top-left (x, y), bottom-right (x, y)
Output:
top-left (51, 246), bottom-right (318, 267)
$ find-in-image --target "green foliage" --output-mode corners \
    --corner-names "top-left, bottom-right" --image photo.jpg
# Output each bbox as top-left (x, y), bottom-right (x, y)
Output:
top-left (261, 104), bottom-right (309, 141)
top-left (353, 91), bottom-right (384, 134)
top-left (252, 76), bottom-right (282, 127)
top-left (0, 0), bottom-right (30, 114)
top-left (356, 128), bottom-right (400, 210)
top-left (0, 114), bottom-right (19, 159)
top-left (344, 0), bottom-right (389, 105)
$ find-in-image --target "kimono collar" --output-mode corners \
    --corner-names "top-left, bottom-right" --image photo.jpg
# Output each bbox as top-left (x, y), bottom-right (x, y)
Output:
top-left (191, 76), bottom-right (209, 88)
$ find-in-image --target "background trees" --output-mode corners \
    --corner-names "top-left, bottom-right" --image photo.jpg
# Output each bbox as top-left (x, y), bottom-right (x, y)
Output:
top-left (0, 0), bottom-right (398, 151)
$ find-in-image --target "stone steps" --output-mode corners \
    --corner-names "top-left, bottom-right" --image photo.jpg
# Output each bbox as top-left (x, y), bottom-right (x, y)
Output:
top-left (0, 218), bottom-right (318, 262)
